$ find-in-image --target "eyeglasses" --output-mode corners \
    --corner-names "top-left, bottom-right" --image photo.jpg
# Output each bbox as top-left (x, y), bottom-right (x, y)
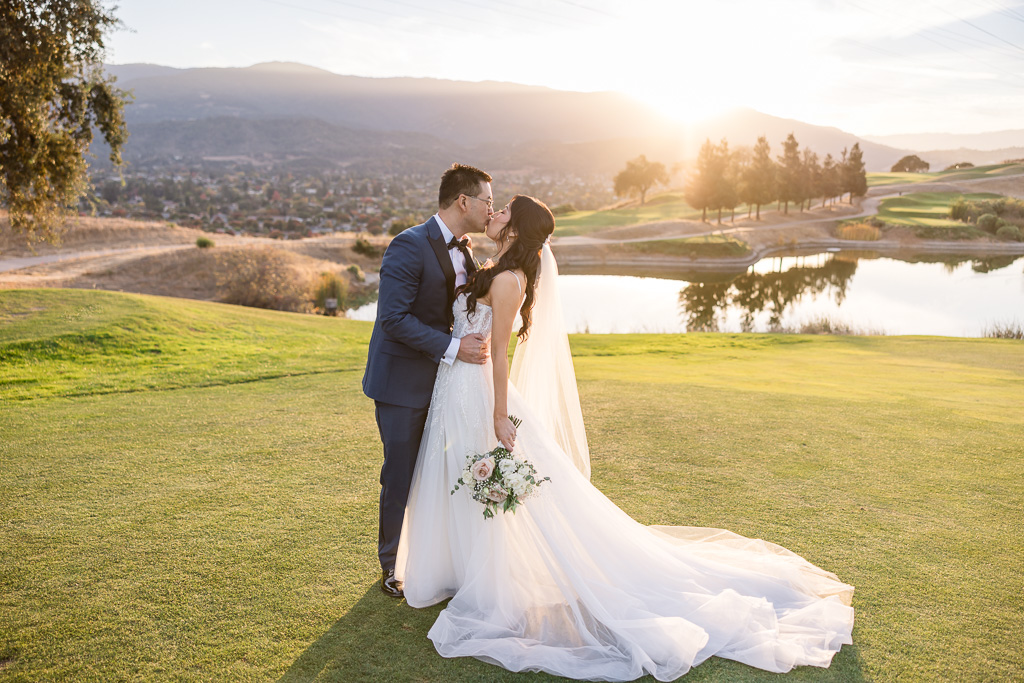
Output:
top-left (462, 194), bottom-right (494, 209)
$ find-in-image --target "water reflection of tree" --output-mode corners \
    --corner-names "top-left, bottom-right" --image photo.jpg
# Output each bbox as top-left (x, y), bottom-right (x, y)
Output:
top-left (902, 253), bottom-right (1022, 274)
top-left (679, 257), bottom-right (858, 332)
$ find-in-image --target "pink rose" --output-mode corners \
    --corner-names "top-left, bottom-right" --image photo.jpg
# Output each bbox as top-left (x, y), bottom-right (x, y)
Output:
top-left (471, 457), bottom-right (495, 481)
top-left (486, 488), bottom-right (507, 503)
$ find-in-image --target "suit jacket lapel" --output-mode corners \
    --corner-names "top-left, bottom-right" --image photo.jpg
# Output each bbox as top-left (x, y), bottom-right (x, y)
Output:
top-left (425, 217), bottom-right (457, 323)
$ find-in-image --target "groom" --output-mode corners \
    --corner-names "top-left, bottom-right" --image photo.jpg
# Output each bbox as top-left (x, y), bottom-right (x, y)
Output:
top-left (363, 163), bottom-right (493, 598)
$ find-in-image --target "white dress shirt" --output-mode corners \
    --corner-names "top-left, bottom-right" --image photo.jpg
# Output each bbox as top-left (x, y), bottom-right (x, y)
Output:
top-left (435, 214), bottom-right (466, 366)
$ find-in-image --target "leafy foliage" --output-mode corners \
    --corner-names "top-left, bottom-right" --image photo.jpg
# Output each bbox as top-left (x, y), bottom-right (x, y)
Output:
top-left (739, 136), bottom-right (776, 219)
top-left (352, 236), bottom-right (379, 257)
top-left (684, 139), bottom-right (729, 222)
top-left (613, 154), bottom-right (668, 205)
top-left (0, 1), bottom-right (131, 243)
top-left (996, 224), bottom-right (1023, 241)
top-left (842, 143), bottom-right (868, 201)
top-left (948, 196), bottom-right (1024, 240)
top-left (313, 271), bottom-right (349, 315)
top-left (891, 155), bottom-right (930, 173)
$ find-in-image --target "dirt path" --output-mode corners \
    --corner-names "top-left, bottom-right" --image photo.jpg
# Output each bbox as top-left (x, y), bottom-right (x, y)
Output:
top-left (0, 244), bottom-right (196, 274)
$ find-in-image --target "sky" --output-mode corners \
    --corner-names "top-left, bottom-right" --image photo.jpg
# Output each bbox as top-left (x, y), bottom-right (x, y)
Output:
top-left (104, 0), bottom-right (1024, 136)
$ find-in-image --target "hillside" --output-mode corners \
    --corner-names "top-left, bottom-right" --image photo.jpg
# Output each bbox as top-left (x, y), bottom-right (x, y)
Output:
top-left (101, 62), bottom-right (913, 172)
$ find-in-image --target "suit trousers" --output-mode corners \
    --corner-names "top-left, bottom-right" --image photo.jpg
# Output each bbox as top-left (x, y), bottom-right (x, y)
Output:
top-left (374, 400), bottom-right (429, 572)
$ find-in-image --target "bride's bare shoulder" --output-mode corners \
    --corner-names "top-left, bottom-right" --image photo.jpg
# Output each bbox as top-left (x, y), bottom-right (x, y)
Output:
top-left (487, 270), bottom-right (524, 311)
top-left (499, 268), bottom-right (525, 289)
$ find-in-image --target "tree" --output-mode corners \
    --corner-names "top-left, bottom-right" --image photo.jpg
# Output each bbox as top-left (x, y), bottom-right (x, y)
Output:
top-left (741, 136), bottom-right (775, 220)
top-left (715, 139), bottom-right (739, 224)
top-left (684, 139), bottom-right (726, 222)
top-left (776, 133), bottom-right (802, 214)
top-left (1, 1), bottom-right (130, 243)
top-left (613, 154), bottom-right (668, 205)
top-left (800, 149), bottom-right (821, 212)
top-left (842, 143), bottom-right (868, 203)
top-left (731, 146), bottom-right (753, 220)
top-left (820, 154), bottom-right (840, 207)
top-left (891, 155), bottom-right (930, 173)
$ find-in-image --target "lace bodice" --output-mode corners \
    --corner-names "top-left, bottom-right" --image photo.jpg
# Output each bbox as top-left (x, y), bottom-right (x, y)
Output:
top-left (452, 271), bottom-right (522, 338)
top-left (453, 293), bottom-right (492, 337)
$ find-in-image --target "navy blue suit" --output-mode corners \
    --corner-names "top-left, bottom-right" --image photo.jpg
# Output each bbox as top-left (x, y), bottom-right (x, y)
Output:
top-left (363, 217), bottom-right (474, 571)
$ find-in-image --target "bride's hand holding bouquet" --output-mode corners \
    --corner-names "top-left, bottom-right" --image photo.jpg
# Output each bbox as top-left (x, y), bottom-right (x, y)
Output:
top-left (451, 415), bottom-right (550, 519)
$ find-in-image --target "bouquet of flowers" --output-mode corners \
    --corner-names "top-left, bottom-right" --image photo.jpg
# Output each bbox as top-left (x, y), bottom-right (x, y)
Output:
top-left (451, 416), bottom-right (550, 519)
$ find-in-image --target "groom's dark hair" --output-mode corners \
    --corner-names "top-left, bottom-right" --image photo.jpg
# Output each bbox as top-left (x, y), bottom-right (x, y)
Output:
top-left (438, 163), bottom-right (492, 209)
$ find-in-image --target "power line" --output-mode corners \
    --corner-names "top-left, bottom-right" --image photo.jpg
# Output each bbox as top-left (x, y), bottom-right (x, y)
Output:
top-left (942, 6), bottom-right (1024, 54)
top-left (842, 0), bottom-right (1024, 87)
top-left (976, 0), bottom-right (1024, 24)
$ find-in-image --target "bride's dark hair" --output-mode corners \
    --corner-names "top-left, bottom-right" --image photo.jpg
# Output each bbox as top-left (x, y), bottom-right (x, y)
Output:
top-left (458, 195), bottom-right (555, 342)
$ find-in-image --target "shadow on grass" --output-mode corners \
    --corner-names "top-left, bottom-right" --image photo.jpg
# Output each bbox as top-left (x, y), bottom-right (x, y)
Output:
top-left (279, 585), bottom-right (869, 683)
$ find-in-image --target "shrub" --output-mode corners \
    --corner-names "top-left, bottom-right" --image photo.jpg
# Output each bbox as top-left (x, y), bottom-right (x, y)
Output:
top-left (995, 224), bottom-right (1023, 241)
top-left (866, 216), bottom-right (886, 228)
top-left (913, 225), bottom-right (985, 240)
top-left (353, 236), bottom-right (379, 257)
top-left (346, 264), bottom-right (365, 281)
top-left (984, 321), bottom-right (1024, 339)
top-left (551, 203), bottom-right (577, 216)
top-left (216, 247), bottom-right (311, 312)
top-left (196, 236), bottom-right (215, 248)
top-left (388, 218), bottom-right (415, 236)
top-left (799, 316), bottom-right (855, 335)
top-left (949, 198), bottom-right (969, 221)
top-left (313, 272), bottom-right (349, 315)
top-left (838, 223), bottom-right (881, 241)
top-left (977, 213), bottom-right (1000, 233)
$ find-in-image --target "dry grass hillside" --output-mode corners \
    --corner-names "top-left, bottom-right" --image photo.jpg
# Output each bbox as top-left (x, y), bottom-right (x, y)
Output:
top-left (0, 213), bottom-right (216, 257)
top-left (1, 242), bottom-right (378, 312)
top-left (1, 214), bottom-right (389, 313)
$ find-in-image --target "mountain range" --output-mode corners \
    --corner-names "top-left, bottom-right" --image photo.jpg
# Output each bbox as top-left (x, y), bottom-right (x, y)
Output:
top-left (101, 62), bottom-right (1024, 175)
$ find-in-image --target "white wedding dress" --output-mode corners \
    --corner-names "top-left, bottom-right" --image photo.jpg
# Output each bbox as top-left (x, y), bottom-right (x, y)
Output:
top-left (395, 250), bottom-right (854, 681)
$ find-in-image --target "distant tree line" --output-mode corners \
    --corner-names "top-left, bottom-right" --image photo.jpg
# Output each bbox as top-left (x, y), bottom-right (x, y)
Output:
top-left (684, 134), bottom-right (868, 223)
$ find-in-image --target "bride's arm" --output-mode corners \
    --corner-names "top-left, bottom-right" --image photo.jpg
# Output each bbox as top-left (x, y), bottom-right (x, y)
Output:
top-left (489, 271), bottom-right (521, 451)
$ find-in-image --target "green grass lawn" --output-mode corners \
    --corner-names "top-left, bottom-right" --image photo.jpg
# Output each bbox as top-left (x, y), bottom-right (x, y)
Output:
top-left (2, 290), bottom-right (1023, 682)
top-left (867, 162), bottom-right (1024, 187)
top-left (555, 193), bottom-right (724, 237)
top-left (871, 192), bottom-right (1002, 235)
top-left (622, 234), bottom-right (751, 259)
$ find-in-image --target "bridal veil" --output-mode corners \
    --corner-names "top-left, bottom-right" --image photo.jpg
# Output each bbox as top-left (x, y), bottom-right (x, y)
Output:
top-left (509, 243), bottom-right (591, 479)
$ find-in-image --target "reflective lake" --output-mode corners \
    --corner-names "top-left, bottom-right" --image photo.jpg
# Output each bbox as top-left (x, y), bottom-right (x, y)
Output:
top-left (348, 251), bottom-right (1024, 337)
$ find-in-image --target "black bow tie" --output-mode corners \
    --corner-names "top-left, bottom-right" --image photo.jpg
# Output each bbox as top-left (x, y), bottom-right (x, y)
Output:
top-left (446, 235), bottom-right (477, 275)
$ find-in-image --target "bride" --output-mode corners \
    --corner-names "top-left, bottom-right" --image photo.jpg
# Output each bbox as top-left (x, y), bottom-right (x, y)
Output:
top-left (395, 195), bottom-right (854, 681)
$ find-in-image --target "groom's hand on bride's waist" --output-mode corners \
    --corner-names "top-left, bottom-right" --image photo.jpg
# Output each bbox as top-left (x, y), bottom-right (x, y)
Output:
top-left (457, 334), bottom-right (489, 365)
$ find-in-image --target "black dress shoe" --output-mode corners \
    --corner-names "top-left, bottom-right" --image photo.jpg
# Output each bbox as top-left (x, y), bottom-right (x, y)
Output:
top-left (381, 568), bottom-right (404, 598)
